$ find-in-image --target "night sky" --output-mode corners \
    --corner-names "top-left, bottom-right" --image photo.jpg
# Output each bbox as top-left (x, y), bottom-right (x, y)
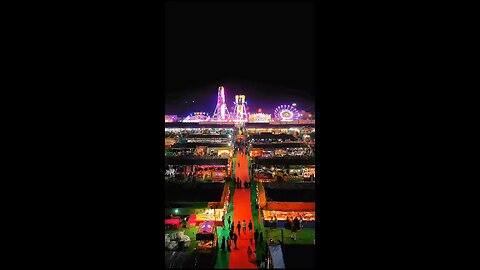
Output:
top-left (165, 1), bottom-right (315, 116)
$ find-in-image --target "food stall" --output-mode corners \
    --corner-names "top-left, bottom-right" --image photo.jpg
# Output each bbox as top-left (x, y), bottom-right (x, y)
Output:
top-left (262, 210), bottom-right (316, 228)
top-left (249, 148), bottom-right (263, 158)
top-left (303, 166), bottom-right (315, 180)
top-left (196, 221), bottom-right (217, 252)
top-left (217, 148), bottom-right (232, 158)
top-left (165, 218), bottom-right (181, 230)
top-left (195, 208), bottom-right (224, 224)
top-left (194, 165), bottom-right (228, 182)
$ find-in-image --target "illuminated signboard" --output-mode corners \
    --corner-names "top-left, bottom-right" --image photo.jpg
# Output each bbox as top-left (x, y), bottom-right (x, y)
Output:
top-left (248, 113), bottom-right (272, 123)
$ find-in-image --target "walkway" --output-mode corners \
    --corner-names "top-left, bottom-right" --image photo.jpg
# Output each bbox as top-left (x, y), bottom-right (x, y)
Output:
top-left (229, 150), bottom-right (257, 269)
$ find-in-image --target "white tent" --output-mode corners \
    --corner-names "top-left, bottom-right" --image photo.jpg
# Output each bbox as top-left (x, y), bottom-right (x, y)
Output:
top-left (268, 244), bottom-right (285, 269)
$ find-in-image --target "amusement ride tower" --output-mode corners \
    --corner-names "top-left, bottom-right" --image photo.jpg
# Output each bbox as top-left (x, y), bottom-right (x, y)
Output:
top-left (233, 94), bottom-right (248, 125)
top-left (212, 86), bottom-right (230, 120)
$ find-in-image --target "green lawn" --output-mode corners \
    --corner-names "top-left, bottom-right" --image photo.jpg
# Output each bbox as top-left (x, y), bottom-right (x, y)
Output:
top-left (249, 180), bottom-right (316, 263)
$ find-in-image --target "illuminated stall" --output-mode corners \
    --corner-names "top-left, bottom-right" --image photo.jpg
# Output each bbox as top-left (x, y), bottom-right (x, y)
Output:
top-left (252, 156), bottom-right (315, 182)
top-left (196, 220), bottom-right (217, 252)
top-left (262, 210), bottom-right (316, 228)
top-left (259, 183), bottom-right (316, 228)
top-left (249, 148), bottom-right (263, 158)
top-left (248, 113), bottom-right (272, 123)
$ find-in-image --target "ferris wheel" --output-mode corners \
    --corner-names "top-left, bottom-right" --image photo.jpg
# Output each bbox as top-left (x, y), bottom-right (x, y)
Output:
top-left (274, 105), bottom-right (299, 121)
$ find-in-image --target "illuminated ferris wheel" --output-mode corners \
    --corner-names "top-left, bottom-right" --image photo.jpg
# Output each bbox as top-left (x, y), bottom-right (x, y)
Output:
top-left (274, 105), bottom-right (299, 121)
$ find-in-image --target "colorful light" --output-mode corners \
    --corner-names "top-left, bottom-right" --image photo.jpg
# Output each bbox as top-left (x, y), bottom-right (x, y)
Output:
top-left (274, 105), bottom-right (300, 121)
top-left (248, 113), bottom-right (272, 123)
top-left (213, 86), bottom-right (231, 120)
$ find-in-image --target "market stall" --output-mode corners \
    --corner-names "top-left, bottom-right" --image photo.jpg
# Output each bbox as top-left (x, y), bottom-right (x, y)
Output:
top-left (165, 218), bottom-right (181, 229)
top-left (249, 148), bottom-right (263, 157)
top-left (262, 210), bottom-right (316, 228)
top-left (196, 221), bottom-right (217, 252)
top-left (194, 165), bottom-right (229, 182)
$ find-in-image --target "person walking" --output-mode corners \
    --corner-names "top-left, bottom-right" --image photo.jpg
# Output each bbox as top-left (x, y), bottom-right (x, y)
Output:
top-left (237, 221), bottom-right (241, 236)
top-left (248, 220), bottom-right (253, 234)
top-left (291, 217), bottom-right (300, 241)
top-left (229, 229), bottom-right (234, 240)
top-left (221, 236), bottom-right (226, 251)
top-left (242, 220), bottom-right (247, 234)
top-left (227, 237), bottom-right (232, 252)
top-left (231, 222), bottom-right (234, 232)
top-left (228, 216), bottom-right (231, 229)
top-left (233, 232), bottom-right (238, 249)
top-left (254, 230), bottom-right (259, 244)
top-left (247, 246), bottom-right (256, 263)
top-left (222, 215), bottom-right (225, 230)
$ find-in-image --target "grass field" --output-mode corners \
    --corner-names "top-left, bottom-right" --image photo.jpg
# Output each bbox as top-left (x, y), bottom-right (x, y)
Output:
top-left (250, 180), bottom-right (316, 263)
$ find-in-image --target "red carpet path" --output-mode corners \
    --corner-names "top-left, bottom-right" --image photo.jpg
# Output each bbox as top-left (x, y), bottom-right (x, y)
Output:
top-left (229, 150), bottom-right (257, 269)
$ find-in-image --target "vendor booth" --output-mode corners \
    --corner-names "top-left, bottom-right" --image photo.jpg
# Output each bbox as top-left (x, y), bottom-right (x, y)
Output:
top-left (249, 148), bottom-right (263, 158)
top-left (196, 221), bottom-right (217, 252)
top-left (189, 183), bottom-right (230, 226)
top-left (165, 218), bottom-right (181, 230)
top-left (262, 210), bottom-right (316, 228)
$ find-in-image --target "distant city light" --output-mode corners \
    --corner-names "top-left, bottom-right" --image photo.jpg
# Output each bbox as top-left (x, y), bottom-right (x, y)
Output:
top-left (174, 209), bottom-right (178, 213)
top-left (292, 103), bottom-right (297, 106)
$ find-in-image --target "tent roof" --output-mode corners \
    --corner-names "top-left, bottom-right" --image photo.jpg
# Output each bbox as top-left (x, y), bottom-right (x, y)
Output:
top-left (165, 182), bottom-right (225, 202)
top-left (251, 143), bottom-right (308, 149)
top-left (166, 157), bottom-right (229, 165)
top-left (254, 156), bottom-right (315, 165)
top-left (249, 134), bottom-right (296, 140)
top-left (268, 244), bottom-right (286, 269)
top-left (172, 143), bottom-right (231, 148)
top-left (282, 245), bottom-right (316, 268)
top-left (185, 134), bottom-right (229, 138)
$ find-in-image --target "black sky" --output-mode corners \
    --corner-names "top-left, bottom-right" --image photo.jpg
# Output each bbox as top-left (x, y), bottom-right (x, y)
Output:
top-left (165, 1), bottom-right (315, 116)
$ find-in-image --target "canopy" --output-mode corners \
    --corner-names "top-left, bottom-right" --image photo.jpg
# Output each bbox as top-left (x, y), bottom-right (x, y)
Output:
top-left (196, 221), bottom-right (215, 241)
top-left (165, 157), bottom-right (229, 166)
top-left (268, 244), bottom-right (285, 269)
top-left (255, 156), bottom-right (315, 165)
top-left (251, 143), bottom-right (308, 149)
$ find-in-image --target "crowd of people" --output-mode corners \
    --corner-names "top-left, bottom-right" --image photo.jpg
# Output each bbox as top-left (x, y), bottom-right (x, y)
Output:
top-left (219, 215), bottom-right (263, 265)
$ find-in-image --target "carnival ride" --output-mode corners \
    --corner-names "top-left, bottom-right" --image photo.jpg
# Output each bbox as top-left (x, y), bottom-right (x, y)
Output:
top-left (274, 105), bottom-right (300, 121)
top-left (212, 86), bottom-right (231, 121)
top-left (182, 112), bottom-right (210, 123)
top-left (233, 94), bottom-right (248, 124)
top-left (166, 86), bottom-right (312, 123)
